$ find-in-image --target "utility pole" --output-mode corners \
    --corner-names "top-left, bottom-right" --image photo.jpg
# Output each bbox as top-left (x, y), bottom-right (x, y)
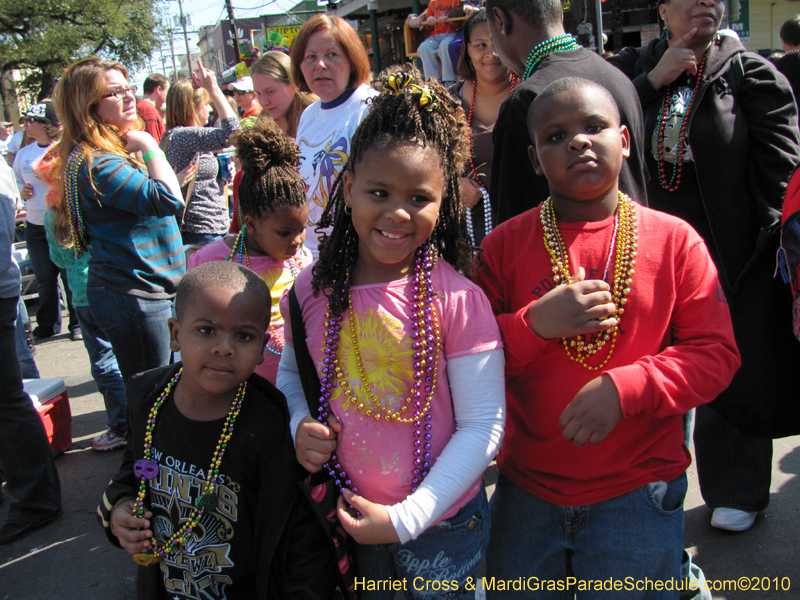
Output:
top-left (225, 0), bottom-right (241, 68)
top-left (177, 0), bottom-right (193, 71)
top-left (168, 30), bottom-right (178, 80)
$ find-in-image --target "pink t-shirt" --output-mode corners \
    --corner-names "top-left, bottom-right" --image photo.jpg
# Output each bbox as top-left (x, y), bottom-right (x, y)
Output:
top-left (282, 259), bottom-right (502, 518)
top-left (188, 237), bottom-right (313, 384)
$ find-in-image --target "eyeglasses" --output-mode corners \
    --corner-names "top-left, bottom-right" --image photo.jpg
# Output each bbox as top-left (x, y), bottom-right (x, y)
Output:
top-left (232, 90), bottom-right (252, 95)
top-left (25, 117), bottom-right (45, 124)
top-left (102, 86), bottom-right (135, 100)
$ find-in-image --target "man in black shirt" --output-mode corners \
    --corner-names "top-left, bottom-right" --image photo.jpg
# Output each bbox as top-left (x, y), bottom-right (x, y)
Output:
top-left (776, 15), bottom-right (800, 110)
top-left (485, 0), bottom-right (647, 225)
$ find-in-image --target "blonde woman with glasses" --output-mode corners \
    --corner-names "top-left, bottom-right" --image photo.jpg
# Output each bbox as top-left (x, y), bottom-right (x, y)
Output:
top-left (48, 56), bottom-right (185, 451)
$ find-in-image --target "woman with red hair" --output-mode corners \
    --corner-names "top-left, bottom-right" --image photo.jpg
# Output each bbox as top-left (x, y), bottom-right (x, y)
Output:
top-left (291, 14), bottom-right (377, 258)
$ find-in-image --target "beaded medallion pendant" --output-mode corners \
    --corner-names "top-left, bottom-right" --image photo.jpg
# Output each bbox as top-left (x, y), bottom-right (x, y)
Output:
top-left (65, 146), bottom-right (90, 258)
top-left (540, 193), bottom-right (638, 371)
top-left (131, 368), bottom-right (247, 566)
top-left (522, 35), bottom-right (581, 80)
top-left (318, 244), bottom-right (441, 497)
top-left (654, 51), bottom-right (708, 192)
top-left (225, 229), bottom-right (301, 357)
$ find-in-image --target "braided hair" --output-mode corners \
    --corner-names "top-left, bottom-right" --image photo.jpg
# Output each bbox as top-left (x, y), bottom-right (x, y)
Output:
top-left (311, 65), bottom-right (471, 315)
top-left (235, 116), bottom-right (306, 220)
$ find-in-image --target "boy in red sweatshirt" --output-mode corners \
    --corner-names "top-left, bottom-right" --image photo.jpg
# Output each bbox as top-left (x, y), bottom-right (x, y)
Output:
top-left (473, 77), bottom-right (740, 599)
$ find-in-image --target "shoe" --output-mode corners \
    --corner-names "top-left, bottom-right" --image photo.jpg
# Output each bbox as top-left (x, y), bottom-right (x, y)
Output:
top-left (711, 507), bottom-right (757, 532)
top-left (0, 511), bottom-right (61, 545)
top-left (31, 327), bottom-right (56, 340)
top-left (70, 328), bottom-right (83, 341)
top-left (91, 430), bottom-right (126, 452)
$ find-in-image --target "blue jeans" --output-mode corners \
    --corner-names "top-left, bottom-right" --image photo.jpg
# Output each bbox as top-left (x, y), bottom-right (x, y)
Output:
top-left (23, 223), bottom-right (77, 334)
top-left (181, 231), bottom-right (223, 247)
top-left (85, 282), bottom-right (172, 383)
top-left (356, 488), bottom-right (488, 600)
top-left (486, 474), bottom-right (688, 600)
top-left (418, 33), bottom-right (457, 83)
top-left (15, 296), bottom-right (39, 379)
top-left (0, 295), bottom-right (61, 524)
top-left (76, 305), bottom-right (127, 435)
top-left (693, 404), bottom-right (772, 511)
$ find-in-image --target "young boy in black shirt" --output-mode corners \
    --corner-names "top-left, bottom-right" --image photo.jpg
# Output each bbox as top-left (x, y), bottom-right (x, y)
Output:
top-left (98, 261), bottom-right (336, 599)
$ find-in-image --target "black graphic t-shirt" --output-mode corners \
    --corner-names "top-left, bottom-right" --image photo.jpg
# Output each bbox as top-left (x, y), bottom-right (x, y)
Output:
top-left (99, 364), bottom-right (337, 600)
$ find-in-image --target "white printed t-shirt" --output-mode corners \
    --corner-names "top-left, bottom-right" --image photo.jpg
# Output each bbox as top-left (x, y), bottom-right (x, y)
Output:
top-left (295, 83), bottom-right (378, 258)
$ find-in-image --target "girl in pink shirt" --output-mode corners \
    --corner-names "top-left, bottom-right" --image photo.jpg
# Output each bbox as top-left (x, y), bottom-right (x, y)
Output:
top-left (189, 118), bottom-right (311, 384)
top-left (277, 70), bottom-right (505, 600)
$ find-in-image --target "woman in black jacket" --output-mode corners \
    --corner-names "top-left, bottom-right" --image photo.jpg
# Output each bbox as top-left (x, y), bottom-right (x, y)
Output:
top-left (608, 0), bottom-right (800, 532)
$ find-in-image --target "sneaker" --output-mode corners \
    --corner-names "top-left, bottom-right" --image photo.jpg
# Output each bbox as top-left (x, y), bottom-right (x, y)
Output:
top-left (91, 430), bottom-right (126, 452)
top-left (70, 328), bottom-right (83, 341)
top-left (711, 507), bottom-right (757, 532)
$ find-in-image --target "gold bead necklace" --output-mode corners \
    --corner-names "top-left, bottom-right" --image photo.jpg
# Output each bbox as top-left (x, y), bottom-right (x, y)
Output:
top-left (540, 192), bottom-right (638, 370)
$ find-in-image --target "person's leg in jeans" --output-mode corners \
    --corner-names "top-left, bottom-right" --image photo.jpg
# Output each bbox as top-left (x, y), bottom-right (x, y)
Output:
top-left (694, 404), bottom-right (772, 525)
top-left (418, 34), bottom-right (445, 81)
top-left (0, 295), bottom-right (61, 543)
top-left (487, 474), bottom-right (688, 600)
top-left (570, 474), bottom-right (687, 599)
top-left (75, 305), bottom-right (127, 435)
top-left (15, 296), bottom-right (39, 379)
top-left (85, 282), bottom-right (172, 382)
top-left (59, 268), bottom-right (80, 336)
top-left (437, 33), bottom-right (457, 84)
top-left (486, 476), bottom-right (570, 599)
top-left (23, 223), bottom-right (61, 336)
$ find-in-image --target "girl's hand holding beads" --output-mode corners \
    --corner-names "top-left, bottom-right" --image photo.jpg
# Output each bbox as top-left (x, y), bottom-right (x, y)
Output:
top-left (110, 498), bottom-right (153, 555)
top-left (295, 414), bottom-right (341, 473)
top-left (524, 267), bottom-right (617, 340)
top-left (558, 374), bottom-right (623, 447)
top-left (337, 489), bottom-right (400, 544)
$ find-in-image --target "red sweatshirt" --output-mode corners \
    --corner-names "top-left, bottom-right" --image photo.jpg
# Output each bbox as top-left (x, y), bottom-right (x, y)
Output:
top-left (472, 203), bottom-right (740, 506)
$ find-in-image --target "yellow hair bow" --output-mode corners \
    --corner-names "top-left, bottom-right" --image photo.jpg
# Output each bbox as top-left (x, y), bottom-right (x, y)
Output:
top-left (382, 73), bottom-right (440, 112)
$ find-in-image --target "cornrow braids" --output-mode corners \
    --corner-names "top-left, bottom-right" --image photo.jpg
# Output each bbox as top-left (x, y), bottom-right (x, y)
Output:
top-left (235, 116), bottom-right (307, 221)
top-left (311, 65), bottom-right (472, 315)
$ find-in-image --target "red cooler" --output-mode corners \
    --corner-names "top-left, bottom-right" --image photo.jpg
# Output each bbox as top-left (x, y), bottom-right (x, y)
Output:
top-left (24, 378), bottom-right (72, 457)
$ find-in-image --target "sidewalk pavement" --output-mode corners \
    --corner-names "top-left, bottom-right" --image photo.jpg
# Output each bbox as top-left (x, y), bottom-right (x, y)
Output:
top-left (1, 329), bottom-right (799, 599)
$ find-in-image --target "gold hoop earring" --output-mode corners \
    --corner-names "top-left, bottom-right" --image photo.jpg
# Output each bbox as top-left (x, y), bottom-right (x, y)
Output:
top-left (344, 204), bottom-right (352, 215)
top-left (435, 216), bottom-right (440, 227)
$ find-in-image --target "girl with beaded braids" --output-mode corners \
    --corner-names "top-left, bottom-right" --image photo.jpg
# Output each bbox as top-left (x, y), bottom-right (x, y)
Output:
top-left (276, 68), bottom-right (506, 598)
top-left (189, 117), bottom-right (312, 385)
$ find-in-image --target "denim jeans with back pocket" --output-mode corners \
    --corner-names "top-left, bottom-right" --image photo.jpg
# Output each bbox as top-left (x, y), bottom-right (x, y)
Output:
top-left (486, 473), bottom-right (688, 599)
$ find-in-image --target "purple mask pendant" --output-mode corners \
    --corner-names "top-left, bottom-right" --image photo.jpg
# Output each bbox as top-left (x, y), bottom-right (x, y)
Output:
top-left (134, 459), bottom-right (159, 479)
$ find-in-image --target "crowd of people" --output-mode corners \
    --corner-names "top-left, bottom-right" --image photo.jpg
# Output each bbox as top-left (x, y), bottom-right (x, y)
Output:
top-left (1, 1), bottom-right (798, 599)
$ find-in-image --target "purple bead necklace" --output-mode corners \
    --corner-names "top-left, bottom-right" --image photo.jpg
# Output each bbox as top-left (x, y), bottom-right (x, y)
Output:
top-left (319, 244), bottom-right (440, 496)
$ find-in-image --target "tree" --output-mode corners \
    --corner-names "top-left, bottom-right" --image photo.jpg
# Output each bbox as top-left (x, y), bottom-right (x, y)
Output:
top-left (0, 0), bottom-right (165, 102)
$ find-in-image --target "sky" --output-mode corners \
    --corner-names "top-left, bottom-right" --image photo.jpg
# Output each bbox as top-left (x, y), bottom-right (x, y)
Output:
top-left (130, 0), bottom-right (300, 88)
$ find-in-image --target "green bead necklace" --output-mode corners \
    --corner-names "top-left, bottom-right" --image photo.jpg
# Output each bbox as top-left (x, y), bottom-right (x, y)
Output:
top-left (523, 34), bottom-right (581, 80)
top-left (131, 368), bottom-right (247, 566)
